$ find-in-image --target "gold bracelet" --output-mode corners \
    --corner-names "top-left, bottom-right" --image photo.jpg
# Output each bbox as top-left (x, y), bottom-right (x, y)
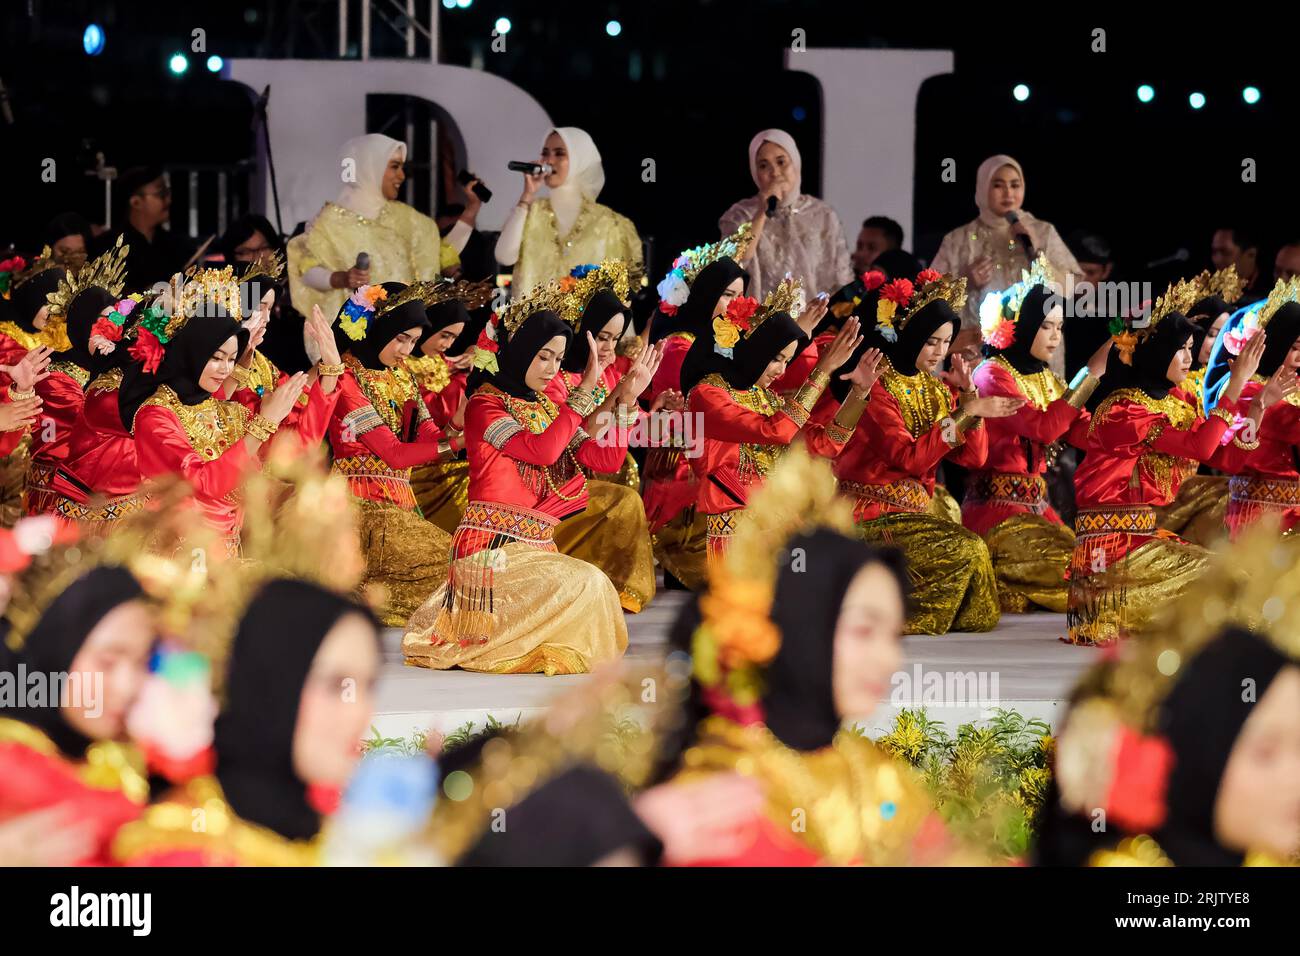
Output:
top-left (1063, 370), bottom-right (1100, 409)
top-left (616, 403), bottom-right (640, 428)
top-left (1209, 406), bottom-right (1235, 426)
top-left (229, 365), bottom-right (253, 388)
top-left (567, 387), bottom-right (597, 418)
top-left (317, 362), bottom-right (346, 378)
top-left (7, 385), bottom-right (36, 402)
top-left (245, 414), bottom-right (278, 443)
top-left (829, 389), bottom-right (871, 442)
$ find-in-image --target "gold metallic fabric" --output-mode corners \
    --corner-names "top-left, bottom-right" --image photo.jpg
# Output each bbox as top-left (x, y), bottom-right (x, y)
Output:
top-left (1065, 536), bottom-right (1210, 646)
top-left (510, 198), bottom-right (643, 299)
top-left (553, 479), bottom-right (656, 613)
top-left (983, 513), bottom-right (1073, 613)
top-left (356, 499), bottom-right (452, 628)
top-left (402, 543), bottom-right (628, 674)
top-left (0, 438), bottom-right (31, 528)
top-left (1154, 474), bottom-right (1229, 547)
top-left (410, 457), bottom-right (470, 534)
top-left (854, 512), bottom-right (1000, 634)
top-left (929, 484), bottom-right (963, 523)
top-left (652, 507), bottom-right (708, 591)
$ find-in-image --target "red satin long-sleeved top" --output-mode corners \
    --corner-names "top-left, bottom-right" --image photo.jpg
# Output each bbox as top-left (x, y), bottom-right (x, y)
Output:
top-left (833, 368), bottom-right (988, 521)
top-left (1072, 386), bottom-right (1235, 511)
top-left (1211, 379), bottom-right (1300, 481)
top-left (134, 380), bottom-right (337, 543)
top-left (0, 385), bottom-right (29, 458)
top-left (0, 719), bottom-right (146, 866)
top-left (688, 375), bottom-right (844, 515)
top-left (464, 382), bottom-right (627, 516)
top-left (405, 354), bottom-right (466, 430)
top-left (56, 369), bottom-right (140, 500)
top-left (27, 364), bottom-right (91, 513)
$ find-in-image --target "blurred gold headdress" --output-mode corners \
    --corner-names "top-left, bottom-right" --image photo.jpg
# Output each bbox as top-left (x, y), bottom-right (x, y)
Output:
top-left (45, 234), bottom-right (130, 318)
top-left (1189, 265), bottom-right (1243, 307)
top-left (497, 259), bottom-right (634, 335)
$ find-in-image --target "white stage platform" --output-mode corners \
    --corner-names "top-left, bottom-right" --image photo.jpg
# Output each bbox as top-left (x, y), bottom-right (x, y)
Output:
top-left (371, 591), bottom-right (1100, 743)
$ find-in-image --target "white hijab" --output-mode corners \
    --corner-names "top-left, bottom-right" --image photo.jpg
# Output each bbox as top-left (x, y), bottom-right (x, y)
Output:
top-left (974, 154), bottom-right (1024, 228)
top-left (747, 128), bottom-right (804, 208)
top-left (335, 134), bottom-right (406, 220)
top-left (547, 126), bottom-right (605, 235)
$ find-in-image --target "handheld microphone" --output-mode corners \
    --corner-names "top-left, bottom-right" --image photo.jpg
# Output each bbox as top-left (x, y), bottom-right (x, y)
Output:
top-left (766, 195), bottom-right (778, 217)
top-left (457, 169), bottom-right (492, 203)
top-left (507, 161), bottom-right (554, 176)
top-left (1004, 211), bottom-right (1036, 259)
top-left (354, 252), bottom-right (370, 273)
top-left (1144, 248), bottom-right (1190, 270)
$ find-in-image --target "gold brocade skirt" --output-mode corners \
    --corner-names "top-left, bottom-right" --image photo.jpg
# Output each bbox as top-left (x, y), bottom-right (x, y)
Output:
top-left (553, 480), bottom-right (656, 613)
top-left (0, 439), bottom-right (31, 528)
top-left (1065, 536), bottom-right (1210, 646)
top-left (356, 499), bottom-right (452, 628)
top-left (651, 507), bottom-right (708, 591)
top-left (402, 543), bottom-right (628, 674)
top-left (410, 458), bottom-right (471, 535)
top-left (1154, 474), bottom-right (1229, 548)
top-left (584, 452), bottom-right (640, 490)
top-left (984, 514), bottom-right (1074, 614)
top-left (854, 512), bottom-right (1000, 635)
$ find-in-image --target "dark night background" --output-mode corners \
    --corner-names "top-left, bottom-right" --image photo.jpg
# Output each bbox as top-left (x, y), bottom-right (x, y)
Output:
top-left (1, 0), bottom-right (1296, 289)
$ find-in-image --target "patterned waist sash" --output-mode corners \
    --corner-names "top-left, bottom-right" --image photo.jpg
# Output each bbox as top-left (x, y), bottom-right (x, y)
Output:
top-left (333, 455), bottom-right (417, 512)
top-left (838, 478), bottom-right (931, 514)
top-left (966, 473), bottom-right (1049, 512)
top-left (23, 460), bottom-right (56, 514)
top-left (452, 500), bottom-right (558, 559)
top-left (1228, 475), bottom-right (1300, 508)
top-left (1074, 506), bottom-right (1157, 539)
top-left (705, 510), bottom-right (741, 564)
top-left (53, 491), bottom-right (149, 524)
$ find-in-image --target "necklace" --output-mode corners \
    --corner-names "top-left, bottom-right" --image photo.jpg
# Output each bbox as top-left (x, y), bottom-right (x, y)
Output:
top-left (484, 383), bottom-right (588, 501)
top-left (345, 355), bottom-right (418, 436)
top-left (990, 355), bottom-right (1063, 411)
top-left (138, 385), bottom-right (250, 460)
top-left (879, 365), bottom-right (953, 438)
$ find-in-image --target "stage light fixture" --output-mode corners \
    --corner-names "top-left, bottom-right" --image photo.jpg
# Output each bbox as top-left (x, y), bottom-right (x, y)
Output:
top-left (1189, 91), bottom-right (1206, 110)
top-left (456, 0), bottom-right (473, 8)
top-left (1243, 86), bottom-right (1261, 105)
top-left (169, 53), bottom-right (189, 75)
top-left (495, 17), bottom-right (511, 34)
top-left (1137, 84), bottom-right (1155, 103)
top-left (606, 20), bottom-right (623, 37)
top-left (83, 24), bottom-right (105, 56)
top-left (1012, 84), bottom-right (1030, 102)
top-left (441, 0), bottom-right (456, 8)
top-left (207, 55), bottom-right (224, 73)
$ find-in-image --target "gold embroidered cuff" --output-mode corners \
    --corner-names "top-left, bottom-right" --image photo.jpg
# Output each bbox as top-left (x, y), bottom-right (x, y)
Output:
top-left (245, 413), bottom-right (278, 443)
top-left (567, 387), bottom-right (596, 418)
top-left (1232, 430), bottom-right (1261, 450)
top-left (948, 408), bottom-right (980, 440)
top-left (829, 388), bottom-right (871, 441)
top-left (1209, 406), bottom-right (1235, 426)
top-left (1063, 370), bottom-right (1100, 409)
top-left (7, 385), bottom-right (36, 402)
top-left (229, 365), bottom-right (253, 388)
top-left (615, 403), bottom-right (640, 429)
top-left (317, 362), bottom-right (346, 378)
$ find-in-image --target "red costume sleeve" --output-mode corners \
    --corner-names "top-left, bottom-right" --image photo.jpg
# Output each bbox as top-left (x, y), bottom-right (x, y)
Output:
top-left (772, 339), bottom-right (820, 394)
top-left (32, 371), bottom-right (85, 456)
top-left (860, 384), bottom-right (966, 476)
top-left (689, 384), bottom-right (802, 446)
top-left (468, 394), bottom-right (584, 466)
top-left (974, 361), bottom-right (1082, 443)
top-left (334, 373), bottom-right (443, 469)
top-left (134, 405), bottom-right (253, 499)
top-left (801, 390), bottom-right (852, 459)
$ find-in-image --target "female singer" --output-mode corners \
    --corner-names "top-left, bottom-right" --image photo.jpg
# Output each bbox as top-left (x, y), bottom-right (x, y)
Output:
top-left (495, 127), bottom-right (642, 298)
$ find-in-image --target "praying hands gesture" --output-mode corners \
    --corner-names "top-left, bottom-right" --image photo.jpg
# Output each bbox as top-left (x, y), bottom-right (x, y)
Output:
top-left (239, 293), bottom-right (273, 366)
top-left (1224, 328), bottom-right (1267, 405)
top-left (307, 304), bottom-right (342, 394)
top-left (579, 331), bottom-right (615, 393)
top-left (813, 316), bottom-right (864, 376)
top-left (258, 371), bottom-right (310, 427)
top-left (795, 295), bottom-right (830, 337)
top-left (941, 353), bottom-right (976, 392)
top-left (615, 340), bottom-right (666, 407)
top-left (650, 388), bottom-right (685, 413)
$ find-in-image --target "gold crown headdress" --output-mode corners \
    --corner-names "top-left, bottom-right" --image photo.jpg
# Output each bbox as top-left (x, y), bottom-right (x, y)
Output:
top-left (1053, 522), bottom-right (1300, 832)
top-left (1108, 275), bottom-right (1201, 366)
top-left (430, 277), bottom-right (496, 312)
top-left (1188, 265), bottom-right (1243, 308)
top-left (44, 234), bottom-right (130, 319)
top-left (371, 279), bottom-right (452, 320)
top-left (978, 253), bottom-right (1054, 348)
top-left (497, 259), bottom-right (634, 336)
top-left (655, 223), bottom-right (755, 315)
top-left (711, 274), bottom-right (803, 353)
top-left (1, 246), bottom-right (62, 296)
top-left (235, 249), bottom-right (286, 288)
top-left (692, 446), bottom-right (855, 707)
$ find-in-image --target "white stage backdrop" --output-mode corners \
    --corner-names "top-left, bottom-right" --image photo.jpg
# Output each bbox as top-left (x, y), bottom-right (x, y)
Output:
top-left (229, 48), bottom-right (952, 246)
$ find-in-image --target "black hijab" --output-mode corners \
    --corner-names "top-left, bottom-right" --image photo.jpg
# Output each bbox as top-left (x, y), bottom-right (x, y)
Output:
top-left (888, 299), bottom-right (960, 376)
top-left (984, 284), bottom-right (1054, 375)
top-left (1095, 312), bottom-right (1196, 404)
top-left (1, 267), bottom-right (66, 333)
top-left (677, 258), bottom-right (751, 392)
top-left (1252, 302), bottom-right (1300, 379)
top-left (214, 578), bottom-right (380, 842)
top-left (337, 281), bottom-right (431, 371)
top-left (1154, 627), bottom-right (1291, 866)
top-left (719, 312), bottom-right (806, 391)
top-left (562, 290), bottom-right (628, 373)
top-left (765, 530), bottom-right (909, 752)
top-left (420, 299), bottom-right (471, 350)
top-left (468, 309), bottom-right (573, 401)
top-left (55, 287), bottom-right (118, 375)
top-left (1187, 296), bottom-right (1230, 372)
top-left (0, 566), bottom-right (146, 760)
top-left (118, 314), bottom-right (250, 432)
top-left (457, 763), bottom-right (663, 867)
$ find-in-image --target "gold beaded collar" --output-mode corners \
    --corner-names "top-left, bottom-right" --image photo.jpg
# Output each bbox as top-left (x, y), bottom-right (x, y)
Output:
top-left (345, 354), bottom-right (422, 436)
top-left (0, 717), bottom-right (148, 804)
top-left (1090, 387), bottom-right (1197, 438)
top-left (989, 355), bottom-right (1064, 411)
top-left (879, 364), bottom-right (954, 438)
top-left (51, 361), bottom-right (91, 390)
top-left (136, 385), bottom-right (251, 460)
top-left (405, 354), bottom-right (452, 394)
